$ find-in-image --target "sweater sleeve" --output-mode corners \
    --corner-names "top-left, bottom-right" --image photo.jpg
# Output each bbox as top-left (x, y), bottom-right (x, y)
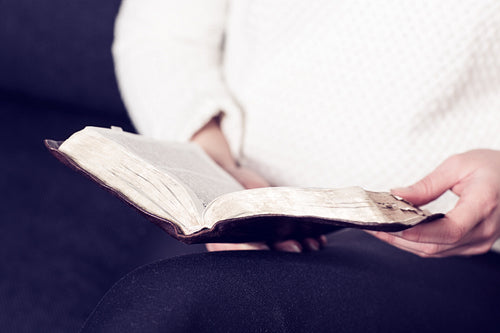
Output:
top-left (112, 0), bottom-right (243, 158)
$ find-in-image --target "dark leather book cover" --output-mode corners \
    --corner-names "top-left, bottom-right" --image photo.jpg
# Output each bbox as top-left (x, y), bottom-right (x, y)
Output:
top-left (44, 139), bottom-right (443, 244)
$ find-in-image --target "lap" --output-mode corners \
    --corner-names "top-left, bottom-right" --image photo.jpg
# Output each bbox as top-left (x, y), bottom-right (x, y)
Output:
top-left (81, 230), bottom-right (500, 333)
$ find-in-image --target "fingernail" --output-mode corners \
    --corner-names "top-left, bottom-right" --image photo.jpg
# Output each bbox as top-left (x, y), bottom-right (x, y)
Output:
top-left (254, 244), bottom-right (270, 250)
top-left (306, 239), bottom-right (320, 251)
top-left (240, 243), bottom-right (269, 251)
top-left (284, 244), bottom-right (302, 253)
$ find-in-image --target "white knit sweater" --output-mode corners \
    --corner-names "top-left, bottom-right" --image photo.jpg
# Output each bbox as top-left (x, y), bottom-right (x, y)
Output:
top-left (113, 1), bottom-right (500, 248)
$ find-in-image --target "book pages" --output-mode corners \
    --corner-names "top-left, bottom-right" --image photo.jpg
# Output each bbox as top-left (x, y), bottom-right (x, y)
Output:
top-left (92, 128), bottom-right (243, 208)
top-left (59, 127), bottom-right (243, 234)
top-left (203, 186), bottom-right (432, 229)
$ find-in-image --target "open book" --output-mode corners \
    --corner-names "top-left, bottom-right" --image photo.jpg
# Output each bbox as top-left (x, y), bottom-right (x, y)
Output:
top-left (45, 126), bottom-right (443, 244)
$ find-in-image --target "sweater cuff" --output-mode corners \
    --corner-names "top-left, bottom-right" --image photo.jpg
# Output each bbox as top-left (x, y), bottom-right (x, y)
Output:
top-left (177, 95), bottom-right (244, 161)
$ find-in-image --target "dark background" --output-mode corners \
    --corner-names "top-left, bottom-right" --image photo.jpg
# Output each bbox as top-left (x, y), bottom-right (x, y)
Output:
top-left (0, 1), bottom-right (204, 331)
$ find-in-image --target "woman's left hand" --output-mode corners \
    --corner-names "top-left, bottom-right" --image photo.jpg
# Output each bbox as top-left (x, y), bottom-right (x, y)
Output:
top-left (369, 149), bottom-right (500, 257)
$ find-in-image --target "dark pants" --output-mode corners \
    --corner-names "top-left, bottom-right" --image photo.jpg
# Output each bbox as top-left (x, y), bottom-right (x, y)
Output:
top-left (81, 230), bottom-right (500, 333)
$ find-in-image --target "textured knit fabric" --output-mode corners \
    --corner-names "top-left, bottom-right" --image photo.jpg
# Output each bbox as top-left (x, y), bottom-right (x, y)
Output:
top-left (112, 1), bottom-right (500, 241)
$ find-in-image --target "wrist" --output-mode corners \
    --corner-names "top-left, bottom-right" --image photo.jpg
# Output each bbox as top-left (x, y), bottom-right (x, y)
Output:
top-left (191, 115), bottom-right (237, 170)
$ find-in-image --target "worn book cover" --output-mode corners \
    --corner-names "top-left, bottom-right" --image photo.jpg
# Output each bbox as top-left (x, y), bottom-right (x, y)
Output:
top-left (45, 127), bottom-right (443, 244)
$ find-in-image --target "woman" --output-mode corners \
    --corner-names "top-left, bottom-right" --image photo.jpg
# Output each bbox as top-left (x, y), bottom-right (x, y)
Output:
top-left (81, 1), bottom-right (500, 331)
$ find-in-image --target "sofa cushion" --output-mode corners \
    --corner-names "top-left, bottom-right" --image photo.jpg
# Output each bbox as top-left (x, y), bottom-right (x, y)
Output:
top-left (0, 0), bottom-right (126, 115)
top-left (0, 97), bottom-right (205, 332)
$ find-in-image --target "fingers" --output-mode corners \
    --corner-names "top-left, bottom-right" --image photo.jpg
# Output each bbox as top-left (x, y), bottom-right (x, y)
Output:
top-left (368, 202), bottom-right (498, 257)
top-left (369, 229), bottom-right (494, 258)
top-left (273, 240), bottom-right (303, 252)
top-left (369, 230), bottom-right (456, 257)
top-left (319, 235), bottom-right (328, 247)
top-left (385, 151), bottom-right (500, 257)
top-left (272, 237), bottom-right (323, 252)
top-left (206, 242), bottom-right (269, 252)
top-left (393, 181), bottom-right (495, 245)
top-left (427, 240), bottom-right (495, 257)
top-left (391, 156), bottom-right (463, 207)
top-left (206, 235), bottom-right (328, 253)
top-left (394, 216), bottom-right (472, 246)
top-left (304, 238), bottom-right (321, 251)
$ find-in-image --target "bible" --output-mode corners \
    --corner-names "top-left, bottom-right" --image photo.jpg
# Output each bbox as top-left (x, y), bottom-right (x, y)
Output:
top-left (45, 126), bottom-right (443, 244)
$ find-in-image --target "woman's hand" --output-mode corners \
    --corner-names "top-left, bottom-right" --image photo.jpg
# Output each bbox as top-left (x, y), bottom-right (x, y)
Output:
top-left (369, 149), bottom-right (500, 257)
top-left (191, 115), bottom-right (326, 252)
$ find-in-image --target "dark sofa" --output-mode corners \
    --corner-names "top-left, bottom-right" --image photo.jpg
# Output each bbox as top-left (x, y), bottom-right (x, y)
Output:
top-left (0, 1), bottom-right (204, 331)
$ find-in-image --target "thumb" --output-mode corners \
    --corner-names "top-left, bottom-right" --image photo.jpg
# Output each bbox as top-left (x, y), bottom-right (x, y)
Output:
top-left (392, 159), bottom-right (459, 207)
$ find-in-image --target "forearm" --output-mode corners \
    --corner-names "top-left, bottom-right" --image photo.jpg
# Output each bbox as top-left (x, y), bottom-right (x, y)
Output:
top-left (190, 115), bottom-right (237, 171)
